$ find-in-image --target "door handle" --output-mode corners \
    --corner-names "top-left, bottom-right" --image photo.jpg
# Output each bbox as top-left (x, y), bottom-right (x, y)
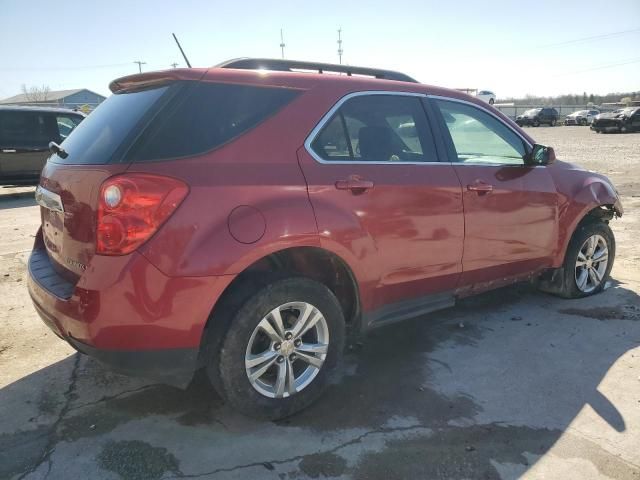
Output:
top-left (467, 181), bottom-right (493, 194)
top-left (335, 176), bottom-right (374, 193)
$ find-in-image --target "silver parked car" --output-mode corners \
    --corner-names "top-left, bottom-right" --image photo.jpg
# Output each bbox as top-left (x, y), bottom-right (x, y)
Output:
top-left (564, 109), bottom-right (600, 126)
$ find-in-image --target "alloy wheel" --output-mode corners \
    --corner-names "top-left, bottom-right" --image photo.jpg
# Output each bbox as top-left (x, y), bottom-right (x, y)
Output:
top-left (245, 302), bottom-right (329, 398)
top-left (575, 234), bottom-right (608, 293)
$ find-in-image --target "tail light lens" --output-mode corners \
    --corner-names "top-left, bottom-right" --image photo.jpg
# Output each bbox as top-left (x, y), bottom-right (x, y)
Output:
top-left (96, 174), bottom-right (189, 255)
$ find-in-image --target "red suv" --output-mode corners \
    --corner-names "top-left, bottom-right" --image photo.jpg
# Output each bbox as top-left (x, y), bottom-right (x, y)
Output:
top-left (28, 59), bottom-right (623, 419)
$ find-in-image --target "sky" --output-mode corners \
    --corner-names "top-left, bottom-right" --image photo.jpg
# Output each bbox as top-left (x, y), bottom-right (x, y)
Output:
top-left (1, 0), bottom-right (639, 100)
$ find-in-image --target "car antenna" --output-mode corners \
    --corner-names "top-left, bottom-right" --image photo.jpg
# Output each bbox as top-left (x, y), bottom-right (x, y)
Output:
top-left (172, 33), bottom-right (192, 68)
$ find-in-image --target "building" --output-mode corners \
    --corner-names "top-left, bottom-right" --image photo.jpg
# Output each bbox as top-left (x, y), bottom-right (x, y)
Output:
top-left (0, 88), bottom-right (106, 113)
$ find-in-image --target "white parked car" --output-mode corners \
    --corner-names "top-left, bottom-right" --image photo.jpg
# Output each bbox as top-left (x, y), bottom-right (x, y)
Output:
top-left (564, 109), bottom-right (600, 126)
top-left (476, 90), bottom-right (496, 105)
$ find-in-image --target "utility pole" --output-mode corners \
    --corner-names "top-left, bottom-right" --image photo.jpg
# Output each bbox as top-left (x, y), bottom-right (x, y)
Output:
top-left (337, 28), bottom-right (343, 65)
top-left (170, 62), bottom-right (179, 68)
top-left (280, 29), bottom-right (286, 59)
top-left (133, 60), bottom-right (147, 73)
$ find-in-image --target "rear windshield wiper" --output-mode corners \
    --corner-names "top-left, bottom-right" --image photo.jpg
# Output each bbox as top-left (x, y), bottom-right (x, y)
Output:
top-left (49, 141), bottom-right (68, 159)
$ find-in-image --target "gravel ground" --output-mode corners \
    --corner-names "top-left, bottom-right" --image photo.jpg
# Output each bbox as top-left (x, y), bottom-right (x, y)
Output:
top-left (0, 126), bottom-right (639, 480)
top-left (532, 125), bottom-right (640, 197)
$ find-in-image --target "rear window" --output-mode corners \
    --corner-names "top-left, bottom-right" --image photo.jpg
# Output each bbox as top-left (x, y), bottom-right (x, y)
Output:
top-left (52, 86), bottom-right (169, 164)
top-left (51, 82), bottom-right (299, 165)
top-left (127, 82), bottom-right (300, 162)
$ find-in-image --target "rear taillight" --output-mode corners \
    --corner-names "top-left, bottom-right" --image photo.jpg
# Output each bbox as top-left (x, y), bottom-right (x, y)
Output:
top-left (96, 174), bottom-right (188, 255)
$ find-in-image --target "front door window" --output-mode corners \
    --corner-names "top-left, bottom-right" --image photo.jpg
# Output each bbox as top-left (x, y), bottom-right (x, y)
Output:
top-left (434, 99), bottom-right (527, 166)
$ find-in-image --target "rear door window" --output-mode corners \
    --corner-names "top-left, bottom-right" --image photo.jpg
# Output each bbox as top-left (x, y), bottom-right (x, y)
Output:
top-left (311, 94), bottom-right (437, 162)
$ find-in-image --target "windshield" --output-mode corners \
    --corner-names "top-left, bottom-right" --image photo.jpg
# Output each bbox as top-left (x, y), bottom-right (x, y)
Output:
top-left (524, 109), bottom-right (541, 116)
top-left (52, 85), bottom-right (170, 164)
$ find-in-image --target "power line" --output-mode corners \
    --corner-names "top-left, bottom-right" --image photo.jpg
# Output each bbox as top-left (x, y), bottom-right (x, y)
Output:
top-left (555, 57), bottom-right (640, 76)
top-left (537, 28), bottom-right (640, 49)
top-left (0, 62), bottom-right (133, 72)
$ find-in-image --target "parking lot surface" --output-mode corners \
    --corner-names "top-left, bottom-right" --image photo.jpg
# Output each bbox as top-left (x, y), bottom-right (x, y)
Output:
top-left (1, 126), bottom-right (639, 480)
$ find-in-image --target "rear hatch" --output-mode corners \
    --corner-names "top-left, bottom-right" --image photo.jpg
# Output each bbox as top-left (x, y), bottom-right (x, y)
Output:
top-left (37, 68), bottom-right (301, 281)
top-left (38, 79), bottom-right (181, 280)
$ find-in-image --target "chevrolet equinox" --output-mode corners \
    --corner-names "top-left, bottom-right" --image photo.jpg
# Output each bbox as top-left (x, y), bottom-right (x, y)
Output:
top-left (28, 59), bottom-right (623, 419)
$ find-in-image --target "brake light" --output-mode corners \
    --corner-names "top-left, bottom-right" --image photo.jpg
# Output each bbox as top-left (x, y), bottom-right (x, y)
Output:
top-left (96, 174), bottom-right (188, 255)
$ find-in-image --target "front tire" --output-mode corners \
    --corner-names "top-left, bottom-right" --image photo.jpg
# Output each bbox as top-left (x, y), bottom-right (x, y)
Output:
top-left (489, 98), bottom-right (495, 105)
top-left (209, 277), bottom-right (345, 419)
top-left (550, 119), bottom-right (557, 127)
top-left (556, 221), bottom-right (615, 298)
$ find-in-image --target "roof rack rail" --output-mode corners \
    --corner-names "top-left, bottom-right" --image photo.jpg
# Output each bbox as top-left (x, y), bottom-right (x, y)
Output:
top-left (215, 58), bottom-right (418, 83)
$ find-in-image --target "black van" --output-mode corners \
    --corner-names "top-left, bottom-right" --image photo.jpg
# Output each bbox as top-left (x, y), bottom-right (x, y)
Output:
top-left (0, 106), bottom-right (84, 185)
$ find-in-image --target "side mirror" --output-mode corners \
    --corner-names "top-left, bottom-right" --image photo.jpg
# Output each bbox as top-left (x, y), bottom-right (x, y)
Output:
top-left (527, 143), bottom-right (556, 166)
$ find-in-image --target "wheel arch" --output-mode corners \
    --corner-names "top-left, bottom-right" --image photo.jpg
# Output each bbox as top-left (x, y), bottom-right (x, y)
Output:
top-left (197, 245), bottom-right (362, 368)
top-left (554, 179), bottom-right (622, 266)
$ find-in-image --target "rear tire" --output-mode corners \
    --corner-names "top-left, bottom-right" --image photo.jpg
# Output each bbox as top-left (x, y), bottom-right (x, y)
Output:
top-left (489, 98), bottom-right (495, 105)
top-left (552, 221), bottom-right (615, 299)
top-left (533, 119), bottom-right (540, 127)
top-left (550, 119), bottom-right (557, 127)
top-left (208, 277), bottom-right (345, 420)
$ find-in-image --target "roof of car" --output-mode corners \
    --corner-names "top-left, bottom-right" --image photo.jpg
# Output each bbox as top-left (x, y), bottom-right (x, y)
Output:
top-left (108, 61), bottom-right (536, 145)
top-left (0, 104), bottom-right (86, 115)
top-left (111, 65), bottom-right (470, 101)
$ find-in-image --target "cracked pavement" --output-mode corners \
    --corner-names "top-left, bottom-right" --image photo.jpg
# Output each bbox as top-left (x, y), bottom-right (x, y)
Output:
top-left (1, 127), bottom-right (640, 480)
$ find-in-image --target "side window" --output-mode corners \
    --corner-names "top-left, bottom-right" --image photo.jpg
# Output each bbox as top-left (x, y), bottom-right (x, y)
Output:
top-left (129, 82), bottom-right (300, 162)
top-left (0, 111), bottom-right (56, 148)
top-left (435, 99), bottom-right (527, 166)
top-left (311, 94), bottom-right (437, 162)
top-left (56, 115), bottom-right (83, 141)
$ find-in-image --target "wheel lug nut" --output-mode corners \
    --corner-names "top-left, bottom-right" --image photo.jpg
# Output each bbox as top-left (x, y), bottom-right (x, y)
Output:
top-left (294, 339), bottom-right (301, 347)
top-left (289, 354), bottom-right (296, 361)
top-left (274, 343), bottom-right (281, 350)
top-left (285, 332), bottom-right (293, 340)
top-left (277, 355), bottom-right (284, 363)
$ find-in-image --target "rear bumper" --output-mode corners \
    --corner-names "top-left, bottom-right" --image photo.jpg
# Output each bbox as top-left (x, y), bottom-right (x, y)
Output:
top-left (28, 232), bottom-right (235, 386)
top-left (69, 337), bottom-right (199, 387)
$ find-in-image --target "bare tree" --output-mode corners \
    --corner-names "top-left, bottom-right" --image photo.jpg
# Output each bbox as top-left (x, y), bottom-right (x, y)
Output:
top-left (20, 84), bottom-right (51, 103)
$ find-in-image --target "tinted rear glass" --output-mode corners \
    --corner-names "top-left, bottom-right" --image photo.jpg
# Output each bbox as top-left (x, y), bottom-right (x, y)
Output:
top-left (127, 82), bottom-right (299, 162)
top-left (51, 86), bottom-right (169, 164)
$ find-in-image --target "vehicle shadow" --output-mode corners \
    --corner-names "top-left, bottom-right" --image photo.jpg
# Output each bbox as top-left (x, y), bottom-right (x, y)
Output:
top-left (0, 188), bottom-right (37, 210)
top-left (1, 280), bottom-right (639, 479)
